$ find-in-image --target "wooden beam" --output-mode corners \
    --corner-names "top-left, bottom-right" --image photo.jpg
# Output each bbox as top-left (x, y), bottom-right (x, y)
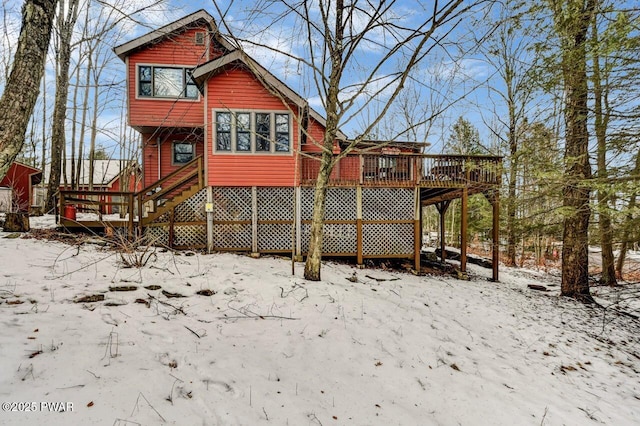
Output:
top-left (491, 190), bottom-right (500, 282)
top-left (251, 186), bottom-right (258, 255)
top-left (435, 200), bottom-right (451, 264)
top-left (414, 187), bottom-right (421, 272)
top-left (207, 186), bottom-right (214, 254)
top-left (460, 187), bottom-right (468, 273)
top-left (356, 186), bottom-right (363, 265)
top-left (168, 208), bottom-right (175, 248)
top-left (127, 193), bottom-right (134, 240)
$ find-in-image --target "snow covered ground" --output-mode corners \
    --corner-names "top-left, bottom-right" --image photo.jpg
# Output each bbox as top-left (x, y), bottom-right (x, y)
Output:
top-left (0, 216), bottom-right (639, 425)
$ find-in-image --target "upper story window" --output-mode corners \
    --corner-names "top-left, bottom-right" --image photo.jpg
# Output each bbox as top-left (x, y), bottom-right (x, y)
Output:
top-left (214, 110), bottom-right (291, 154)
top-left (138, 65), bottom-right (198, 99)
top-left (194, 32), bottom-right (205, 45)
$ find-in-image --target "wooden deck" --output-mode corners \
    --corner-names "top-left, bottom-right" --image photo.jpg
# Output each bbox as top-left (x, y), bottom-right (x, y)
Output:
top-left (300, 153), bottom-right (502, 192)
top-left (57, 153), bottom-right (501, 280)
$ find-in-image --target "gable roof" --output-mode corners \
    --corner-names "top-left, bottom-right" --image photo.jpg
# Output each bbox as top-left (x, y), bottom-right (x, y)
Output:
top-left (0, 162), bottom-right (42, 186)
top-left (192, 50), bottom-right (347, 141)
top-left (113, 9), bottom-right (235, 61)
top-left (116, 10), bottom-right (348, 141)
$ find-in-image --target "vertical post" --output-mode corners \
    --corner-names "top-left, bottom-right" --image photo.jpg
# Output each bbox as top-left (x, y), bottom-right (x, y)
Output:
top-left (168, 207), bottom-right (175, 248)
top-left (492, 190), bottom-right (500, 282)
top-left (295, 187), bottom-right (302, 260)
top-left (291, 187), bottom-right (296, 274)
top-left (436, 201), bottom-right (450, 263)
top-left (251, 186), bottom-right (258, 256)
top-left (207, 186), bottom-right (214, 253)
top-left (127, 193), bottom-right (134, 240)
top-left (137, 192), bottom-right (143, 238)
top-left (414, 187), bottom-right (421, 272)
top-left (356, 186), bottom-right (363, 266)
top-left (461, 187), bottom-right (468, 273)
top-left (58, 191), bottom-right (64, 225)
top-left (359, 155), bottom-right (364, 185)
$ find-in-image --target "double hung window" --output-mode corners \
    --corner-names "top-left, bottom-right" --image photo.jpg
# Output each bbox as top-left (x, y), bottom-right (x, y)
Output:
top-left (173, 142), bottom-right (194, 164)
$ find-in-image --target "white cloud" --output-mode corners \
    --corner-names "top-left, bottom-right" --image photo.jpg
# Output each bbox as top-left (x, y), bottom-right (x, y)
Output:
top-left (427, 59), bottom-right (489, 83)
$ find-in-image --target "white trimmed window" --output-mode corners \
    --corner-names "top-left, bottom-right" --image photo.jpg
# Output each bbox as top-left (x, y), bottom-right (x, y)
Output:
top-left (214, 110), bottom-right (291, 153)
top-left (138, 65), bottom-right (198, 99)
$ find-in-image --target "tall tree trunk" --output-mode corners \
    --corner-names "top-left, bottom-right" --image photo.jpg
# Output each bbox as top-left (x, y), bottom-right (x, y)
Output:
top-left (0, 0), bottom-right (57, 181)
top-left (77, 52), bottom-right (92, 190)
top-left (616, 150), bottom-right (640, 279)
top-left (45, 0), bottom-right (80, 211)
top-left (591, 11), bottom-right (616, 286)
top-left (40, 75), bottom-right (47, 174)
top-left (551, 0), bottom-right (596, 302)
top-left (505, 71), bottom-right (518, 266)
top-left (88, 60), bottom-right (101, 190)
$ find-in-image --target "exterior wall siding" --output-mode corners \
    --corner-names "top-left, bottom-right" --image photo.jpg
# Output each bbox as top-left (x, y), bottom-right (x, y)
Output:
top-left (300, 118), bottom-right (327, 153)
top-left (128, 27), bottom-right (217, 129)
top-left (206, 68), bottom-right (300, 187)
top-left (0, 163), bottom-right (40, 211)
top-left (142, 133), bottom-right (204, 187)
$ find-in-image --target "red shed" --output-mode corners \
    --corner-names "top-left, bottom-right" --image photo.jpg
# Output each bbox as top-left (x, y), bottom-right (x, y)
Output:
top-left (0, 162), bottom-right (42, 212)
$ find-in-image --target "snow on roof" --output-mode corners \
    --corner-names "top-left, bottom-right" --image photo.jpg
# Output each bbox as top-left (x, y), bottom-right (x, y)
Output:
top-left (43, 160), bottom-right (136, 187)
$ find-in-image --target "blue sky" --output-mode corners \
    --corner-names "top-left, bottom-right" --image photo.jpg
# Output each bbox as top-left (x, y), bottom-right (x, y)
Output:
top-left (1, 0), bottom-right (505, 161)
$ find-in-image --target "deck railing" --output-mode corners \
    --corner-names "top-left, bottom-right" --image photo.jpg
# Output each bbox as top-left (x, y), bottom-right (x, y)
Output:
top-left (58, 189), bottom-right (136, 235)
top-left (420, 154), bottom-right (502, 187)
top-left (300, 153), bottom-right (501, 187)
top-left (136, 155), bottom-right (204, 226)
top-left (58, 156), bottom-right (205, 237)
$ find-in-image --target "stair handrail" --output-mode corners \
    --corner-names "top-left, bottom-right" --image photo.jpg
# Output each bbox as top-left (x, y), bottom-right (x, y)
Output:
top-left (136, 155), bottom-right (203, 200)
top-left (136, 156), bottom-right (204, 232)
top-left (142, 168), bottom-right (200, 206)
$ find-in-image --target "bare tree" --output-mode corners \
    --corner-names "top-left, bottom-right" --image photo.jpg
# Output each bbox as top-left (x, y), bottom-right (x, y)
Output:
top-left (45, 0), bottom-right (81, 211)
top-left (216, 0), bottom-right (488, 280)
top-left (476, 1), bottom-right (538, 266)
top-left (0, 0), bottom-right (57, 181)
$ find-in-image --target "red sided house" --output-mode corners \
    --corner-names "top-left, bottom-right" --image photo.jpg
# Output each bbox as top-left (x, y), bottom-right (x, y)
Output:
top-left (0, 162), bottom-right (42, 213)
top-left (59, 10), bottom-right (502, 278)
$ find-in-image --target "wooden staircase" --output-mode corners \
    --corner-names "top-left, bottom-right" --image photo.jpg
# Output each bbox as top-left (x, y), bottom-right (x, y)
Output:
top-left (137, 156), bottom-right (205, 231)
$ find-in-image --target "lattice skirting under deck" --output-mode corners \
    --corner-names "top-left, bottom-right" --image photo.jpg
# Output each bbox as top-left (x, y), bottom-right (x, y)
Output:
top-left (145, 186), bottom-right (417, 259)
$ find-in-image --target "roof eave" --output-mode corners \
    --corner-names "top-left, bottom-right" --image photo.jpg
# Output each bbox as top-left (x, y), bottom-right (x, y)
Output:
top-left (113, 9), bottom-right (221, 61)
top-left (192, 50), bottom-right (348, 140)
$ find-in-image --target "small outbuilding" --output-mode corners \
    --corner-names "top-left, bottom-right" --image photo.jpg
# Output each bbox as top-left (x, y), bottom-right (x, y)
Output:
top-left (0, 162), bottom-right (42, 213)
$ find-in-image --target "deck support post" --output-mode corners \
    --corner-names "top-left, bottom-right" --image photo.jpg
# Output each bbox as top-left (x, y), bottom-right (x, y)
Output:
top-left (356, 186), bottom-right (363, 266)
top-left (460, 187), bottom-right (468, 273)
top-left (251, 186), bottom-right (258, 256)
top-left (168, 207), bottom-right (175, 248)
top-left (207, 186), bottom-right (213, 253)
top-left (294, 187), bottom-right (302, 261)
top-left (137, 192), bottom-right (143, 239)
top-left (414, 187), bottom-right (421, 272)
top-left (127, 193), bottom-right (134, 240)
top-left (57, 191), bottom-right (64, 226)
top-left (435, 200), bottom-right (451, 264)
top-left (490, 190), bottom-right (500, 282)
